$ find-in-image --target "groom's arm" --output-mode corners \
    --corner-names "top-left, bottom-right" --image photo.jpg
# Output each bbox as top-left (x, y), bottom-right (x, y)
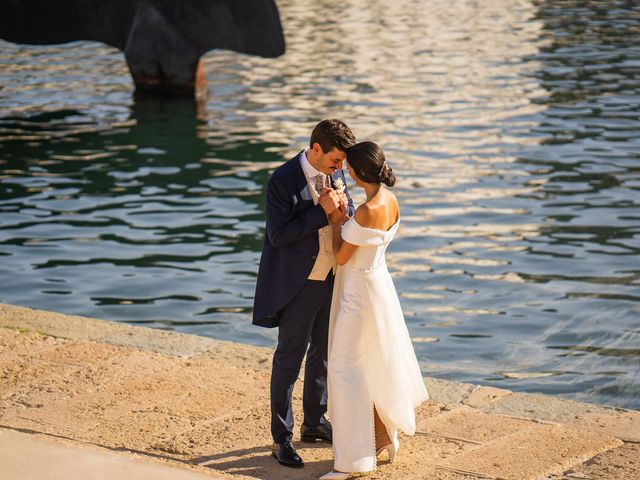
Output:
top-left (265, 177), bottom-right (329, 248)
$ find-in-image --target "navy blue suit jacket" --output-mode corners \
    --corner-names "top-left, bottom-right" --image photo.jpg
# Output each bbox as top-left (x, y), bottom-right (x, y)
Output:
top-left (252, 151), bottom-right (354, 328)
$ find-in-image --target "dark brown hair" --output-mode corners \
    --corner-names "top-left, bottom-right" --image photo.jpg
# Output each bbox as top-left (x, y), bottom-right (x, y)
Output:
top-left (346, 141), bottom-right (396, 187)
top-left (309, 119), bottom-right (356, 153)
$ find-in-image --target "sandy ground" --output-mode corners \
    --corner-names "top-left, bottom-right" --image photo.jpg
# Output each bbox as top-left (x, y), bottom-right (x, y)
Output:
top-left (0, 303), bottom-right (638, 480)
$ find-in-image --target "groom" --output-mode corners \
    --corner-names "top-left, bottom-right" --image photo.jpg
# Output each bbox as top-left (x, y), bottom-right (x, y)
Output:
top-left (253, 119), bottom-right (355, 468)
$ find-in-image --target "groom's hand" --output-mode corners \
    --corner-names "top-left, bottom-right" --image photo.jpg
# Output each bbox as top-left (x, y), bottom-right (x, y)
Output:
top-left (319, 188), bottom-right (340, 215)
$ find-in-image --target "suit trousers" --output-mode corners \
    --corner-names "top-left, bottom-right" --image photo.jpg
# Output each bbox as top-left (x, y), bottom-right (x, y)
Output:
top-left (270, 271), bottom-right (334, 444)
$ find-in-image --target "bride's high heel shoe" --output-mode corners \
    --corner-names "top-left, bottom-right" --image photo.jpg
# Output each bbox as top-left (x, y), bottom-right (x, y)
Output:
top-left (376, 433), bottom-right (399, 463)
top-left (319, 471), bottom-right (350, 480)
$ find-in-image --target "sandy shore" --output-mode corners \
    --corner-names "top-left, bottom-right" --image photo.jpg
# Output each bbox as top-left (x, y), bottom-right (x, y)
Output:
top-left (1, 303), bottom-right (638, 479)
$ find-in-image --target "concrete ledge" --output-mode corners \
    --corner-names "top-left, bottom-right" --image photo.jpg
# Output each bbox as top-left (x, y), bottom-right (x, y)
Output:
top-left (0, 303), bottom-right (227, 358)
top-left (1, 303), bottom-right (638, 480)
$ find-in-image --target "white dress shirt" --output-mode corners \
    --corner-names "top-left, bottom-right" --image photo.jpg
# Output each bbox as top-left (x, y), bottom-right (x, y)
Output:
top-left (299, 149), bottom-right (336, 280)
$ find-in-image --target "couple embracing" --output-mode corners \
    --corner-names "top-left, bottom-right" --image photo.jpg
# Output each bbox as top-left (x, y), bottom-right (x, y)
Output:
top-left (253, 119), bottom-right (428, 479)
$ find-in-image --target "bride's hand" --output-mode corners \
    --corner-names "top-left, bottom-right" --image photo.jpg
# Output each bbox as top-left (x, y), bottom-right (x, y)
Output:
top-left (328, 210), bottom-right (344, 225)
top-left (337, 191), bottom-right (348, 212)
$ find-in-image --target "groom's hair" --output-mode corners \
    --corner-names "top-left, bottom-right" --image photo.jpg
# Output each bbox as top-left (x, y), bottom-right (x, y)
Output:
top-left (310, 119), bottom-right (356, 153)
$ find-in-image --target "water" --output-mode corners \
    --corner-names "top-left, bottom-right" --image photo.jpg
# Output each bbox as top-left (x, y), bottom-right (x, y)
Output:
top-left (1, 0), bottom-right (639, 409)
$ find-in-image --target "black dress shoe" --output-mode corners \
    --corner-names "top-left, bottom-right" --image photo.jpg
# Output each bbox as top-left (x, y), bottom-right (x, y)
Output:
top-left (300, 422), bottom-right (332, 443)
top-left (271, 440), bottom-right (304, 468)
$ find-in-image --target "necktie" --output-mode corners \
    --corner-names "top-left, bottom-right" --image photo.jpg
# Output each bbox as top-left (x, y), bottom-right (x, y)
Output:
top-left (314, 174), bottom-right (326, 194)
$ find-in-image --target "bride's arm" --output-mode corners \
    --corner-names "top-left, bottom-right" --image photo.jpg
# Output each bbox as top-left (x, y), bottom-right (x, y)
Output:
top-left (332, 204), bottom-right (374, 265)
top-left (331, 222), bottom-right (358, 266)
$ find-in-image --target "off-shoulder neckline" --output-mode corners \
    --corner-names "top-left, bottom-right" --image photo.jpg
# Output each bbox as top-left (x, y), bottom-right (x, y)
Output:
top-left (350, 216), bottom-right (400, 233)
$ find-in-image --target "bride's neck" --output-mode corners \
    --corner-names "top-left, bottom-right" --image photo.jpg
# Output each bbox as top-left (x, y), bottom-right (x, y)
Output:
top-left (363, 183), bottom-right (382, 201)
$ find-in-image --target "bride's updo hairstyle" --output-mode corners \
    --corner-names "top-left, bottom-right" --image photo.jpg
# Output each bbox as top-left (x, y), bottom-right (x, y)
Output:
top-left (346, 141), bottom-right (396, 187)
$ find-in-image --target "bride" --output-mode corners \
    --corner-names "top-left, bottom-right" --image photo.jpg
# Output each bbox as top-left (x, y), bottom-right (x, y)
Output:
top-left (322, 141), bottom-right (429, 480)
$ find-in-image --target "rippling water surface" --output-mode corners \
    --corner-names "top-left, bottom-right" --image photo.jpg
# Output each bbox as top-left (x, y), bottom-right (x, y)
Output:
top-left (1, 0), bottom-right (639, 409)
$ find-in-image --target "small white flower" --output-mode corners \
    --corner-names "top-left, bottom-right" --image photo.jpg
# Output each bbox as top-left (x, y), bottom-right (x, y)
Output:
top-left (333, 178), bottom-right (345, 192)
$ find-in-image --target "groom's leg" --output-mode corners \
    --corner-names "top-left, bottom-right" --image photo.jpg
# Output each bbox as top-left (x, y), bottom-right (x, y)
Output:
top-left (303, 273), bottom-right (333, 427)
top-left (271, 279), bottom-right (327, 444)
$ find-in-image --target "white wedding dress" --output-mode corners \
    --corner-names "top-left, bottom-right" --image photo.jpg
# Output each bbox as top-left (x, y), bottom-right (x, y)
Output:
top-left (327, 216), bottom-right (429, 473)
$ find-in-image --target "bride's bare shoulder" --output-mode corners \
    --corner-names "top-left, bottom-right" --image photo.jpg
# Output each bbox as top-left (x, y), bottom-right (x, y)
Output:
top-left (382, 188), bottom-right (399, 210)
top-left (354, 204), bottom-right (375, 227)
top-left (354, 194), bottom-right (398, 230)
